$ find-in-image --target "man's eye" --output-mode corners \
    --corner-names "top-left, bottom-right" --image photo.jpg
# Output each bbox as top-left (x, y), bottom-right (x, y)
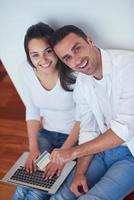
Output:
top-left (65, 56), bottom-right (71, 62)
top-left (75, 46), bottom-right (81, 53)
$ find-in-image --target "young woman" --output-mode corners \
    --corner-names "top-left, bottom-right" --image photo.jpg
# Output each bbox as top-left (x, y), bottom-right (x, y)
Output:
top-left (12, 22), bottom-right (80, 200)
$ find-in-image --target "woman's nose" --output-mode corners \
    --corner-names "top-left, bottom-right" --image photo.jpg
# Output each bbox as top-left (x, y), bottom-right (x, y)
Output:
top-left (40, 54), bottom-right (48, 64)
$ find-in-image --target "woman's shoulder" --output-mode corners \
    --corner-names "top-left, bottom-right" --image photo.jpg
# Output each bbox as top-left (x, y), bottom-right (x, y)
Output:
top-left (18, 60), bottom-right (36, 87)
top-left (19, 60), bottom-right (33, 73)
top-left (19, 60), bottom-right (35, 79)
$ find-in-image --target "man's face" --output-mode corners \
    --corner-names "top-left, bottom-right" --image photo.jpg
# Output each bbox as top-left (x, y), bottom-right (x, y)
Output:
top-left (54, 33), bottom-right (101, 78)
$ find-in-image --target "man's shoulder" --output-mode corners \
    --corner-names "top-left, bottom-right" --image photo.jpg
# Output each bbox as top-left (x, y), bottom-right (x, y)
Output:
top-left (103, 49), bottom-right (134, 73)
top-left (105, 49), bottom-right (134, 63)
top-left (105, 48), bottom-right (133, 54)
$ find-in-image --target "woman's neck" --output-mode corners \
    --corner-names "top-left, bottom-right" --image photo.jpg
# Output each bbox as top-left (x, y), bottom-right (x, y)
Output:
top-left (36, 68), bottom-right (58, 79)
top-left (35, 69), bottom-right (59, 90)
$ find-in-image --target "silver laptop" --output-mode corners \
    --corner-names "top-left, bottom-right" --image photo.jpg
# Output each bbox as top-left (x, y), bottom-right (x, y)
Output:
top-left (1, 152), bottom-right (75, 194)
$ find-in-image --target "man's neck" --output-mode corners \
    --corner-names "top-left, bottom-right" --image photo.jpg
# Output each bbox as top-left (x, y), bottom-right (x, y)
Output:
top-left (93, 48), bottom-right (103, 80)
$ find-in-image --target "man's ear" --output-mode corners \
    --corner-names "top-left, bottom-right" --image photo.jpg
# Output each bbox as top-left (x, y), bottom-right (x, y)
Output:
top-left (86, 36), bottom-right (95, 46)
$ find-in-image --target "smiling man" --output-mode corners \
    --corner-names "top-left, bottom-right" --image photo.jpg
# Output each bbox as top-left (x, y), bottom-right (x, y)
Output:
top-left (52, 32), bottom-right (102, 79)
top-left (49, 25), bottom-right (134, 200)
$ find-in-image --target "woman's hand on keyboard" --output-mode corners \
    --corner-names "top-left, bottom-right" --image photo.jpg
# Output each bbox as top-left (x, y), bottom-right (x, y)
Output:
top-left (25, 148), bottom-right (41, 173)
top-left (43, 162), bottom-right (64, 179)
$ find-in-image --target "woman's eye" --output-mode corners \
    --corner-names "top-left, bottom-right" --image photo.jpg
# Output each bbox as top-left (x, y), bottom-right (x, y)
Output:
top-left (46, 49), bottom-right (53, 54)
top-left (32, 54), bottom-right (38, 58)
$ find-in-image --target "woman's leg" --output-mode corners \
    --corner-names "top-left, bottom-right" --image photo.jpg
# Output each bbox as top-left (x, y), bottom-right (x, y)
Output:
top-left (12, 186), bottom-right (50, 200)
top-left (12, 186), bottom-right (29, 200)
top-left (37, 129), bottom-right (55, 153)
top-left (38, 129), bottom-right (68, 152)
top-left (51, 131), bottom-right (68, 148)
top-left (12, 129), bottom-right (55, 200)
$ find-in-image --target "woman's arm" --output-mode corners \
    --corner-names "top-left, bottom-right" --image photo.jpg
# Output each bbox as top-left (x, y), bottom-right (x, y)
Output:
top-left (25, 120), bottom-right (41, 172)
top-left (27, 120), bottom-right (41, 151)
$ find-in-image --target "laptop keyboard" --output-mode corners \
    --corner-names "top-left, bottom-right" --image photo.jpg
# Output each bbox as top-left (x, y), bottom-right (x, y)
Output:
top-left (10, 166), bottom-right (58, 189)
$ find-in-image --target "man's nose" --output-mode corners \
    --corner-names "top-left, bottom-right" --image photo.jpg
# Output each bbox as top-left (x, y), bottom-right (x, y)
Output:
top-left (72, 55), bottom-right (81, 68)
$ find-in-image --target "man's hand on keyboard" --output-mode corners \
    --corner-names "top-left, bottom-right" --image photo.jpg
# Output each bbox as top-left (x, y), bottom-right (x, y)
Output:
top-left (50, 148), bottom-right (76, 165)
top-left (25, 148), bottom-right (41, 173)
top-left (43, 162), bottom-right (64, 179)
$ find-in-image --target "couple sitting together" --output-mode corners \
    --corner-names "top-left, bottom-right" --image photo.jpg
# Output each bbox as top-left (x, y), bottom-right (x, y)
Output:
top-left (12, 22), bottom-right (134, 200)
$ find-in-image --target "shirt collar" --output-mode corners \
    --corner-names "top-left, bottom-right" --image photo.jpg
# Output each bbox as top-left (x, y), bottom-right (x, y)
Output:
top-left (100, 48), bottom-right (112, 76)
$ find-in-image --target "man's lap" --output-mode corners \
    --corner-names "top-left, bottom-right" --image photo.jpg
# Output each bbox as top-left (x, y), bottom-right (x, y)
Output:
top-left (50, 146), bottom-right (134, 200)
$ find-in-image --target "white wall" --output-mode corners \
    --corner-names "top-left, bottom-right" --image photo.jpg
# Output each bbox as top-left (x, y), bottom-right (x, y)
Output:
top-left (0, 0), bottom-right (134, 102)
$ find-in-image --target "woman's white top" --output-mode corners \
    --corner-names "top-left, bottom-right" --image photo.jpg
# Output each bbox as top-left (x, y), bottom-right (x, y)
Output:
top-left (20, 61), bottom-right (77, 134)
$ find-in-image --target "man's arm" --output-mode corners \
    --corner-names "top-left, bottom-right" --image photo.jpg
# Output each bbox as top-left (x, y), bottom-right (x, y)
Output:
top-left (70, 155), bottom-right (92, 197)
top-left (44, 121), bottom-right (80, 178)
top-left (73, 128), bottom-right (124, 159)
top-left (50, 128), bottom-right (124, 164)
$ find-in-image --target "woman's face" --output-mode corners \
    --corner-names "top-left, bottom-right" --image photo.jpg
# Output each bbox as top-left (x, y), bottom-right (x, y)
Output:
top-left (28, 38), bottom-right (58, 74)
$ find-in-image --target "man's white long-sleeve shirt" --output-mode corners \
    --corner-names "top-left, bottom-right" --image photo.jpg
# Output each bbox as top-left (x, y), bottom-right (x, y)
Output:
top-left (74, 49), bottom-right (134, 156)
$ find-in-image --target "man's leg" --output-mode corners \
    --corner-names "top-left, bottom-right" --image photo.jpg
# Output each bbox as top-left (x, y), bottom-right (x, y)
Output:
top-left (50, 153), bottom-right (107, 200)
top-left (50, 168), bottom-right (77, 200)
top-left (78, 147), bottom-right (134, 200)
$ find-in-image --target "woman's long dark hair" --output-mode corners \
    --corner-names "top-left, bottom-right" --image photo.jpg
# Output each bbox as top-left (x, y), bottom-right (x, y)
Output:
top-left (24, 22), bottom-right (76, 91)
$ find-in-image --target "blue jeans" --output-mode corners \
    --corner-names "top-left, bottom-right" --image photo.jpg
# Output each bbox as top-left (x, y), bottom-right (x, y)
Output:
top-left (12, 129), bottom-right (68, 200)
top-left (50, 146), bottom-right (134, 200)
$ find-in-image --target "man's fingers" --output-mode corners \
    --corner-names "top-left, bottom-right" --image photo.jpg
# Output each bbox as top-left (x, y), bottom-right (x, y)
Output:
top-left (43, 164), bottom-right (57, 179)
top-left (56, 166), bottom-right (63, 176)
top-left (55, 156), bottom-right (64, 166)
top-left (82, 181), bottom-right (88, 193)
top-left (71, 182), bottom-right (88, 197)
top-left (70, 185), bottom-right (82, 197)
top-left (50, 150), bottom-right (57, 161)
top-left (45, 170), bottom-right (56, 179)
top-left (44, 170), bottom-right (54, 179)
top-left (50, 150), bottom-right (63, 164)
